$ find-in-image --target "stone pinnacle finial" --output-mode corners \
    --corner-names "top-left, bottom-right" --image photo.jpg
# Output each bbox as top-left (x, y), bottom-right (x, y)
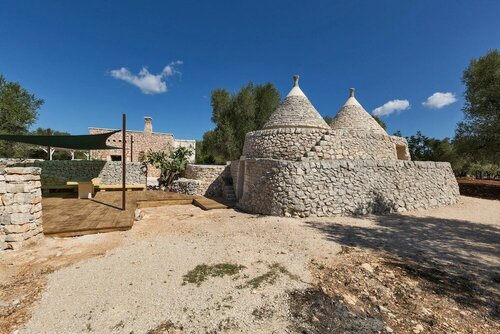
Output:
top-left (293, 75), bottom-right (299, 87)
top-left (349, 88), bottom-right (355, 97)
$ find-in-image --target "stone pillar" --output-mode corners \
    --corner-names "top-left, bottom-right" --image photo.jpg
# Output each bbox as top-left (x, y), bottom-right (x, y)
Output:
top-left (0, 167), bottom-right (43, 251)
top-left (144, 117), bottom-right (153, 134)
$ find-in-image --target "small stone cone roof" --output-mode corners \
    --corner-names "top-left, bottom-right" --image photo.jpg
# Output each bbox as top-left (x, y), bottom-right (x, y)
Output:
top-left (262, 75), bottom-right (330, 130)
top-left (330, 88), bottom-right (388, 135)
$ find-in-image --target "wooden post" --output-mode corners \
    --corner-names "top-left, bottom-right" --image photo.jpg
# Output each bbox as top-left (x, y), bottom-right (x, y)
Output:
top-left (130, 135), bottom-right (133, 162)
top-left (122, 113), bottom-right (126, 211)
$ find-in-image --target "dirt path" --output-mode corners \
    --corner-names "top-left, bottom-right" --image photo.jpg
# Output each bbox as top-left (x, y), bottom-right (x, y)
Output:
top-left (1, 196), bottom-right (499, 333)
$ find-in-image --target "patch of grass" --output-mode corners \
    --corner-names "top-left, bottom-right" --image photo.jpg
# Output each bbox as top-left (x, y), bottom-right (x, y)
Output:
top-left (111, 320), bottom-right (125, 330)
top-left (252, 306), bottom-right (274, 320)
top-left (146, 320), bottom-right (182, 334)
top-left (239, 263), bottom-right (299, 289)
top-left (339, 245), bottom-right (355, 255)
top-left (183, 263), bottom-right (246, 286)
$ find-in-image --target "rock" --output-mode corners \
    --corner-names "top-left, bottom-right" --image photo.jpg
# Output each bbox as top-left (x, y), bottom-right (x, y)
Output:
top-left (385, 326), bottom-right (394, 333)
top-left (360, 263), bottom-right (374, 273)
top-left (378, 305), bottom-right (389, 313)
top-left (343, 293), bottom-right (357, 305)
top-left (413, 324), bottom-right (424, 333)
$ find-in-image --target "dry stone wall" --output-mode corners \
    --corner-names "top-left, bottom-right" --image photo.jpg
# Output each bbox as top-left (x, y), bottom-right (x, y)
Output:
top-left (305, 130), bottom-right (398, 160)
top-left (236, 159), bottom-right (459, 217)
top-left (0, 167), bottom-right (43, 251)
top-left (243, 128), bottom-right (327, 160)
top-left (171, 164), bottom-right (228, 197)
top-left (8, 161), bottom-right (146, 186)
top-left (330, 103), bottom-right (387, 135)
top-left (242, 128), bottom-right (409, 162)
top-left (263, 95), bottom-right (330, 130)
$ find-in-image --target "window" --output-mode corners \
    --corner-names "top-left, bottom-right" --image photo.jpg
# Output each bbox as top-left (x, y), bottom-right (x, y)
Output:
top-left (110, 155), bottom-right (122, 161)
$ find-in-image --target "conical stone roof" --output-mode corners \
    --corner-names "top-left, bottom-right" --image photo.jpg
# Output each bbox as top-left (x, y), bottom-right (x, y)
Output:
top-left (262, 75), bottom-right (330, 130)
top-left (330, 88), bottom-right (387, 135)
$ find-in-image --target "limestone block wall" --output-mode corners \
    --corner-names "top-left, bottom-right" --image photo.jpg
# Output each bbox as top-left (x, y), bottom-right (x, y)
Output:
top-left (9, 161), bottom-right (146, 186)
top-left (0, 167), bottom-right (43, 251)
top-left (171, 164), bottom-right (228, 197)
top-left (305, 130), bottom-right (398, 160)
top-left (242, 128), bottom-right (327, 160)
top-left (236, 159), bottom-right (459, 217)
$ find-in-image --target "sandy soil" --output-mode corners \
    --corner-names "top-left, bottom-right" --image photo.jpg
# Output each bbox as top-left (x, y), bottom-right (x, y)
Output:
top-left (1, 196), bottom-right (499, 334)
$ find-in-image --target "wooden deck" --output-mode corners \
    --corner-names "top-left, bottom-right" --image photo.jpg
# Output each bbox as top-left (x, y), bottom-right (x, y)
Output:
top-left (42, 191), bottom-right (230, 237)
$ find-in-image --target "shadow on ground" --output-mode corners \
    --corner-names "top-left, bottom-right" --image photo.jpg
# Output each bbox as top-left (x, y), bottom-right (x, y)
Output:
top-left (306, 214), bottom-right (500, 317)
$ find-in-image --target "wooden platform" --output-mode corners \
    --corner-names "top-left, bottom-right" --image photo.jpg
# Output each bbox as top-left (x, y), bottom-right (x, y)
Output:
top-left (42, 191), bottom-right (194, 237)
top-left (193, 197), bottom-right (233, 210)
top-left (42, 191), bottom-right (232, 237)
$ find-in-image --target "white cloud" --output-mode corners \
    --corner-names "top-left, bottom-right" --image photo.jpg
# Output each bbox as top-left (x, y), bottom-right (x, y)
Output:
top-left (372, 99), bottom-right (410, 116)
top-left (422, 92), bottom-right (457, 109)
top-left (110, 61), bottom-right (183, 94)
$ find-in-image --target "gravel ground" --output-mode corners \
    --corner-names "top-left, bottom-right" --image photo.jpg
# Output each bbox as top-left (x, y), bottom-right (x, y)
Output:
top-left (16, 206), bottom-right (340, 334)
top-left (2, 196), bottom-right (499, 334)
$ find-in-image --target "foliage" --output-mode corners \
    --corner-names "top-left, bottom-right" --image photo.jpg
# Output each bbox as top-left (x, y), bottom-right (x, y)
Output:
top-left (372, 115), bottom-right (387, 130)
top-left (27, 127), bottom-right (72, 160)
top-left (455, 49), bottom-right (500, 164)
top-left (200, 82), bottom-right (280, 163)
top-left (195, 139), bottom-right (216, 164)
top-left (402, 130), bottom-right (498, 178)
top-left (0, 75), bottom-right (44, 157)
top-left (142, 147), bottom-right (193, 187)
top-left (182, 263), bottom-right (246, 286)
top-left (323, 115), bottom-right (333, 125)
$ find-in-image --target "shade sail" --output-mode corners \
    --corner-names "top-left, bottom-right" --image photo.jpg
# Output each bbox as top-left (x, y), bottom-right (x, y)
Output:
top-left (0, 131), bottom-right (121, 150)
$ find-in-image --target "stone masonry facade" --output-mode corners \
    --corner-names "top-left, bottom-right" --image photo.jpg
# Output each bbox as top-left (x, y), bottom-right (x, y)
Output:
top-left (1, 167), bottom-right (43, 251)
top-left (89, 117), bottom-right (195, 177)
top-left (89, 127), bottom-right (174, 163)
top-left (235, 159), bottom-right (459, 217)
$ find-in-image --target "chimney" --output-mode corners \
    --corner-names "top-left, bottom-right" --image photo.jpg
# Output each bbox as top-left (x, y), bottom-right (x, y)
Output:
top-left (144, 117), bottom-right (153, 134)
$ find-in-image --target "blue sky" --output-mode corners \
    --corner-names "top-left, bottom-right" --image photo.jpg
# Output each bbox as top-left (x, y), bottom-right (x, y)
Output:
top-left (1, 1), bottom-right (499, 140)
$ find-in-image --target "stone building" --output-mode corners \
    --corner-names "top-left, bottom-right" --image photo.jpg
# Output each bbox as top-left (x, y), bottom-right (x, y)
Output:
top-left (89, 117), bottom-right (195, 176)
top-left (229, 75), bottom-right (459, 217)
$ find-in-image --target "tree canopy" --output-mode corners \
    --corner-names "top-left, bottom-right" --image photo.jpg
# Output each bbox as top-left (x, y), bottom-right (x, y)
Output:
top-left (0, 75), bottom-right (44, 157)
top-left (372, 115), bottom-right (387, 130)
top-left (455, 49), bottom-right (500, 163)
top-left (197, 82), bottom-right (280, 163)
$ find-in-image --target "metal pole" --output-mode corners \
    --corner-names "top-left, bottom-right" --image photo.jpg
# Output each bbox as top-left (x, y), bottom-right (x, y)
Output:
top-left (130, 135), bottom-right (133, 162)
top-left (122, 113), bottom-right (126, 211)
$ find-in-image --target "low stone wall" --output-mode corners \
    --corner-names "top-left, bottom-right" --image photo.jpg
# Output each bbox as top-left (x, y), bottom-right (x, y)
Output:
top-left (242, 128), bottom-right (327, 160)
top-left (170, 178), bottom-right (201, 195)
top-left (236, 159), bottom-right (460, 217)
top-left (171, 164), bottom-right (228, 197)
top-left (8, 160), bottom-right (146, 186)
top-left (1, 167), bottom-right (43, 251)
